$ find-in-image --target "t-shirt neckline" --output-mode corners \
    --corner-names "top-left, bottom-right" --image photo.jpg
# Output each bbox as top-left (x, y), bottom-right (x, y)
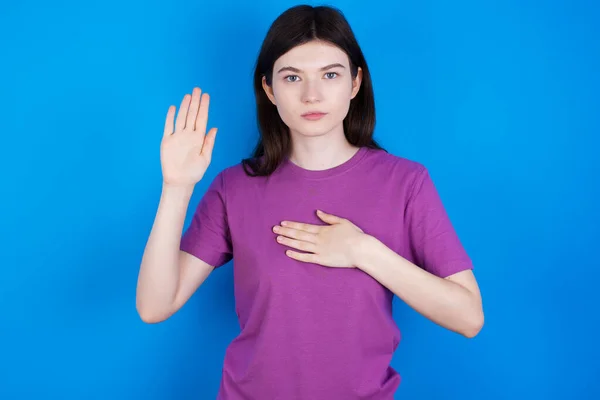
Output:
top-left (282, 146), bottom-right (369, 180)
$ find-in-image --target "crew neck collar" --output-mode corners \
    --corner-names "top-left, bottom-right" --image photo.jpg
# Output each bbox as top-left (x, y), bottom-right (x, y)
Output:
top-left (282, 146), bottom-right (369, 180)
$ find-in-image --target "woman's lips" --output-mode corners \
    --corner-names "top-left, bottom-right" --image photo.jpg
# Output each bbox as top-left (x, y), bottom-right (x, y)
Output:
top-left (301, 112), bottom-right (327, 120)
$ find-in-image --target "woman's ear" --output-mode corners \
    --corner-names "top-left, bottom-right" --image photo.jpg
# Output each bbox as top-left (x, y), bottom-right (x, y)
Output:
top-left (350, 67), bottom-right (363, 99)
top-left (262, 76), bottom-right (277, 105)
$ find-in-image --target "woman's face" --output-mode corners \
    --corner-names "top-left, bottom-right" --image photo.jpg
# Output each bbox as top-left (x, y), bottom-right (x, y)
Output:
top-left (262, 40), bottom-right (362, 138)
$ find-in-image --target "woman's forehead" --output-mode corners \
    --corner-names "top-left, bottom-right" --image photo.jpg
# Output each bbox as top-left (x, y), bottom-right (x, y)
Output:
top-left (274, 42), bottom-right (349, 70)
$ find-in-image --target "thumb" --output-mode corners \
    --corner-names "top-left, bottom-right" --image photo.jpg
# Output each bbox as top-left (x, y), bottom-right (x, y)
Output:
top-left (200, 127), bottom-right (218, 157)
top-left (316, 210), bottom-right (342, 224)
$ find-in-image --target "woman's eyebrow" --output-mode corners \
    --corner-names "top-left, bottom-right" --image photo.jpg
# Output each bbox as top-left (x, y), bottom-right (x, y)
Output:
top-left (276, 63), bottom-right (346, 74)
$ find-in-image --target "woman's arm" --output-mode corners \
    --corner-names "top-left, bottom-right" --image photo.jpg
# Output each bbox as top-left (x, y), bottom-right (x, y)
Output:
top-left (136, 184), bottom-right (214, 323)
top-left (355, 235), bottom-right (484, 338)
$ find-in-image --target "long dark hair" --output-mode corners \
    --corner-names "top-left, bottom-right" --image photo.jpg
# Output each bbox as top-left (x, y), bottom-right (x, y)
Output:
top-left (242, 5), bottom-right (385, 177)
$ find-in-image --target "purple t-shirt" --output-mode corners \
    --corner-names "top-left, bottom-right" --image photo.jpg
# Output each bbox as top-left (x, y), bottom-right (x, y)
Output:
top-left (180, 146), bottom-right (473, 399)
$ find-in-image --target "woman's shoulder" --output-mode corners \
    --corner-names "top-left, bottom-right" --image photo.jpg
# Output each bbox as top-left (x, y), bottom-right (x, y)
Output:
top-left (213, 157), bottom-right (266, 188)
top-left (364, 147), bottom-right (427, 176)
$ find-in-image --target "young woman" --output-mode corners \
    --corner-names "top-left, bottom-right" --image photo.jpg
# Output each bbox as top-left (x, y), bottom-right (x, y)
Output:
top-left (136, 5), bottom-right (483, 399)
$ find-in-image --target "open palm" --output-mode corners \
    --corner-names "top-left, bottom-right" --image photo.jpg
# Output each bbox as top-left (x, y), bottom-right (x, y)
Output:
top-left (160, 87), bottom-right (218, 187)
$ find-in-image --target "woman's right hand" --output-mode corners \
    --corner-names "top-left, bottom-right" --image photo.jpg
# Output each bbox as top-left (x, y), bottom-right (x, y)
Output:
top-left (160, 87), bottom-right (218, 187)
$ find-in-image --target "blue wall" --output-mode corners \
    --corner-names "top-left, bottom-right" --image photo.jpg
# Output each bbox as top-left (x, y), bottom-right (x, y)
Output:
top-left (1, 0), bottom-right (598, 398)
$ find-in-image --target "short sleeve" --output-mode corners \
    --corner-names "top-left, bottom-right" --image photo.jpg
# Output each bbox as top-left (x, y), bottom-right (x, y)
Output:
top-left (405, 166), bottom-right (473, 278)
top-left (180, 171), bottom-right (233, 268)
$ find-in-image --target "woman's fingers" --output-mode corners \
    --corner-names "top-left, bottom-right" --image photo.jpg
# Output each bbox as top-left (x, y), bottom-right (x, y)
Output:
top-left (167, 88), bottom-right (209, 136)
top-left (174, 93), bottom-right (191, 132)
top-left (195, 92), bottom-right (210, 135)
top-left (186, 88), bottom-right (202, 130)
top-left (163, 105), bottom-right (175, 137)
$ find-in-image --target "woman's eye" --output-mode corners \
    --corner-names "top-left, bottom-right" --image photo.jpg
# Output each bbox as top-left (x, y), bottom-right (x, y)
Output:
top-left (284, 73), bottom-right (337, 82)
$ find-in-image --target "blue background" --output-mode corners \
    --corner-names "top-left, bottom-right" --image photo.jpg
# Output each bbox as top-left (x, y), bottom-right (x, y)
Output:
top-left (1, 0), bottom-right (598, 398)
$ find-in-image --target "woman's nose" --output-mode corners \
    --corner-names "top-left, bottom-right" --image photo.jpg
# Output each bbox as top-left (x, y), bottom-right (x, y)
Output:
top-left (301, 82), bottom-right (322, 103)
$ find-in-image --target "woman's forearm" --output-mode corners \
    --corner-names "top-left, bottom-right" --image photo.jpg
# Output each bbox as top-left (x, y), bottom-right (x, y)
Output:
top-left (355, 235), bottom-right (483, 338)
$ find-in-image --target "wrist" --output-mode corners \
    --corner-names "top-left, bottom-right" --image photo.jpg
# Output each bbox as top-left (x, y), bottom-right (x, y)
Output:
top-left (161, 182), bottom-right (195, 200)
top-left (352, 233), bottom-right (381, 270)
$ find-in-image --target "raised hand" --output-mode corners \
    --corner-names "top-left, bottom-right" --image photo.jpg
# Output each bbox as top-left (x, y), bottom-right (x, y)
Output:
top-left (160, 87), bottom-right (218, 187)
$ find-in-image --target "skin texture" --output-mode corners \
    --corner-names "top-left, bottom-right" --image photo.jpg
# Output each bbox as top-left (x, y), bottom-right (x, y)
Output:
top-left (262, 40), bottom-right (363, 171)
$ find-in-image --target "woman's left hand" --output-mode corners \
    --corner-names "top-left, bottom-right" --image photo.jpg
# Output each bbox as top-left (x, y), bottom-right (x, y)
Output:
top-left (273, 210), bottom-right (368, 268)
